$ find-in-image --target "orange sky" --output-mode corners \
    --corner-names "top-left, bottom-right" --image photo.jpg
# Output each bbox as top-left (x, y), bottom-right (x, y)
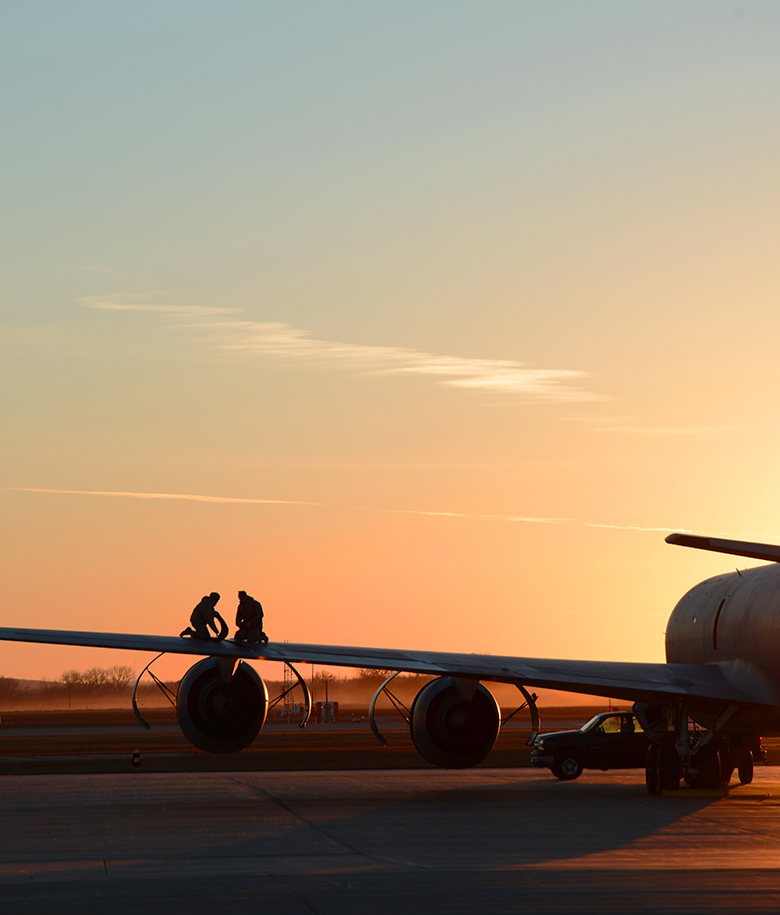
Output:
top-left (3, 3), bottom-right (780, 683)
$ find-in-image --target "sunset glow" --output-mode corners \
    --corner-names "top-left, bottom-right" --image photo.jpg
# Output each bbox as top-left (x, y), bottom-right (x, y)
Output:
top-left (3, 2), bottom-right (780, 682)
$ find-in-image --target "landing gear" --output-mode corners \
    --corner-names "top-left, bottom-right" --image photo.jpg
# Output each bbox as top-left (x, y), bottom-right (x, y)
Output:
top-left (638, 699), bottom-right (757, 796)
top-left (687, 745), bottom-right (726, 791)
top-left (658, 742), bottom-right (680, 792)
top-left (685, 741), bottom-right (758, 791)
top-left (646, 742), bottom-right (679, 794)
top-left (645, 745), bottom-right (659, 795)
top-left (648, 741), bottom-right (756, 793)
top-left (737, 746), bottom-right (754, 785)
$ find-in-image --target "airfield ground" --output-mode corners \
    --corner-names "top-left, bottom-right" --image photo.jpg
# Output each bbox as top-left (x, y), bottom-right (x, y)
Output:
top-left (0, 705), bottom-right (540, 776)
top-left (5, 766), bottom-right (780, 913)
top-left (1, 706), bottom-right (779, 777)
top-left (4, 709), bottom-right (780, 912)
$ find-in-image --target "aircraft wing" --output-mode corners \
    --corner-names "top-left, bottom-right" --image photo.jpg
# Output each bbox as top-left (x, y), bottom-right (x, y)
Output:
top-left (0, 626), bottom-right (772, 707)
top-left (665, 533), bottom-right (780, 563)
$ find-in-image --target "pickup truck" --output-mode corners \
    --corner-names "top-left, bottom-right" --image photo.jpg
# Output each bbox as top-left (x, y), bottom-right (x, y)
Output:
top-left (531, 710), bottom-right (650, 780)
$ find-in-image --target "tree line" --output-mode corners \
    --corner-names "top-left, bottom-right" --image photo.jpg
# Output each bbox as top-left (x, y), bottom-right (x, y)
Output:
top-left (0, 666), bottom-right (140, 710)
top-left (0, 666), bottom-right (433, 711)
top-left (57, 665), bottom-right (135, 708)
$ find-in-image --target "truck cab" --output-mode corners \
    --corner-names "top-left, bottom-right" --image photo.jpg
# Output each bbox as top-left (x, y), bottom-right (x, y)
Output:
top-left (531, 711), bottom-right (649, 780)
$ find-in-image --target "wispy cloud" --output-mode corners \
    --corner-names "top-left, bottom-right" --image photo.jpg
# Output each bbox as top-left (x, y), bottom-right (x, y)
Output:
top-left (573, 416), bottom-right (740, 437)
top-left (13, 487), bottom-right (768, 540)
top-left (381, 507), bottom-right (571, 523)
top-left (81, 295), bottom-right (241, 317)
top-left (379, 507), bottom-right (686, 534)
top-left (399, 509), bottom-right (780, 540)
top-left (12, 488), bottom-right (318, 506)
top-left (193, 320), bottom-right (604, 402)
top-left (597, 424), bottom-right (739, 437)
top-left (381, 507), bottom-right (774, 538)
top-left (80, 291), bottom-right (603, 401)
top-left (41, 297), bottom-right (611, 407)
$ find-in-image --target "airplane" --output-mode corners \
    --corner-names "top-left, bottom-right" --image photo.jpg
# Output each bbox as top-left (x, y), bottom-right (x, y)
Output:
top-left (1, 531), bottom-right (780, 794)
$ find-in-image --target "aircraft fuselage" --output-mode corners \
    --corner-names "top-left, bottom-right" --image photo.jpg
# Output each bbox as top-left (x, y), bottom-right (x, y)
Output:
top-left (665, 562), bottom-right (780, 734)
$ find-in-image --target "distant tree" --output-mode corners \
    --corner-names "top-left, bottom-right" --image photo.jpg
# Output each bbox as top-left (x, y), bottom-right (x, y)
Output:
top-left (107, 665), bottom-right (134, 692)
top-left (356, 668), bottom-right (395, 685)
top-left (59, 670), bottom-right (84, 710)
top-left (83, 667), bottom-right (110, 706)
top-left (0, 675), bottom-right (23, 707)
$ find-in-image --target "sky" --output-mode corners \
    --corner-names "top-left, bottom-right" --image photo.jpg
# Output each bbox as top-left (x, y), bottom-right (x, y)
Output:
top-left (3, 1), bottom-right (780, 685)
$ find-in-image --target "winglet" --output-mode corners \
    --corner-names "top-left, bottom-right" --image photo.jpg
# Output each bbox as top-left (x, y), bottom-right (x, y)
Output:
top-left (665, 533), bottom-right (780, 564)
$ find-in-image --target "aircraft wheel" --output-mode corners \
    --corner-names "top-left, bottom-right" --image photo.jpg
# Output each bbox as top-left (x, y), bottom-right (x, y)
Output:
top-left (692, 746), bottom-right (726, 791)
top-left (718, 747), bottom-right (734, 785)
top-left (552, 754), bottom-right (582, 780)
top-left (646, 744), bottom-right (660, 795)
top-left (737, 747), bottom-right (754, 785)
top-left (656, 743), bottom-right (680, 792)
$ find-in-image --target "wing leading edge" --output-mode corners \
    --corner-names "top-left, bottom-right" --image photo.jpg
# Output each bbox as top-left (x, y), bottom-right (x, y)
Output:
top-left (0, 626), bottom-right (772, 708)
top-left (665, 533), bottom-right (780, 564)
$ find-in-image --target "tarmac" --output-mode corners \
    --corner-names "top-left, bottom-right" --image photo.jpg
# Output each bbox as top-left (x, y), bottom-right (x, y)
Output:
top-left (3, 767), bottom-right (780, 913)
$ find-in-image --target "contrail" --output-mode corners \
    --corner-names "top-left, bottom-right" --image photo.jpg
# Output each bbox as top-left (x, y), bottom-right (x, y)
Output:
top-left (377, 508), bottom-right (714, 536)
top-left (13, 492), bottom-right (657, 531)
top-left (10, 488), bottom-right (762, 540)
top-left (380, 507), bottom-right (572, 524)
top-left (11, 488), bottom-right (320, 506)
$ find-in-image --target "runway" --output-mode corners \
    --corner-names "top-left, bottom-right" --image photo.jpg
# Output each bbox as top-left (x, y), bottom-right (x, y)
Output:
top-left (3, 768), bottom-right (780, 913)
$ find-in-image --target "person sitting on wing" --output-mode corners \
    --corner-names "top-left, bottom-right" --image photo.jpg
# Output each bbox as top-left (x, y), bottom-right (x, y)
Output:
top-left (180, 592), bottom-right (228, 640)
top-left (234, 590), bottom-right (268, 643)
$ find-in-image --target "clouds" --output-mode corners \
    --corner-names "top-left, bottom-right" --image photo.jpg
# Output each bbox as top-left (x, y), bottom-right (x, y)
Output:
top-left (194, 318), bottom-right (605, 402)
top-left (574, 415), bottom-right (740, 438)
top-left (597, 425), bottom-right (738, 437)
top-left (81, 295), bottom-right (241, 317)
top-left (11, 487), bottom-right (714, 538)
top-left (13, 488), bottom-right (318, 506)
top-left (380, 506), bottom-right (694, 534)
top-left (79, 289), bottom-right (605, 401)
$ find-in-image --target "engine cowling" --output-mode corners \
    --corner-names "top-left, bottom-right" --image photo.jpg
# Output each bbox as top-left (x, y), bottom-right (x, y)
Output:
top-left (177, 658), bottom-right (268, 754)
top-left (410, 676), bottom-right (500, 768)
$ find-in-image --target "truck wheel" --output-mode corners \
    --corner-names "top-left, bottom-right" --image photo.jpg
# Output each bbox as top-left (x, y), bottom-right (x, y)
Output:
top-left (552, 754), bottom-right (583, 780)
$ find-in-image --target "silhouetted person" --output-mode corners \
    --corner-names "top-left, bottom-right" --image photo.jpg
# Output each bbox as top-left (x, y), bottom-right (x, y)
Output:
top-left (234, 590), bottom-right (268, 643)
top-left (180, 592), bottom-right (228, 640)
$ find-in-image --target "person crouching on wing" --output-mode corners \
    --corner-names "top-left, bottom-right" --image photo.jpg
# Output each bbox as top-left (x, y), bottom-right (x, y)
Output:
top-left (234, 590), bottom-right (268, 643)
top-left (180, 592), bottom-right (228, 640)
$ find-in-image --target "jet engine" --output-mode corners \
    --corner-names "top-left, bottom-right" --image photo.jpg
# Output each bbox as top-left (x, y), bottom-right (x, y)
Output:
top-left (410, 676), bottom-right (500, 768)
top-left (177, 657), bottom-right (268, 754)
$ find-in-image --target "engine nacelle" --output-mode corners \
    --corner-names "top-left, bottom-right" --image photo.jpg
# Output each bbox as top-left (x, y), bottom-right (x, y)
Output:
top-left (177, 658), bottom-right (268, 754)
top-left (410, 676), bottom-right (500, 768)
